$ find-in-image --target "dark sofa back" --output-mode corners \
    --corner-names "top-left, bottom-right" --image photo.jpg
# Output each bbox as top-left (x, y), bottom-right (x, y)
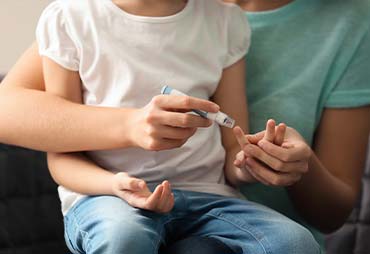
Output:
top-left (0, 145), bottom-right (68, 254)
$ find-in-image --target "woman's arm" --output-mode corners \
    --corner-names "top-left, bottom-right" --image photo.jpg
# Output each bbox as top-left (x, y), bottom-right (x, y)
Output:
top-left (288, 106), bottom-right (370, 232)
top-left (0, 42), bottom-right (217, 153)
top-left (43, 57), bottom-right (175, 213)
top-left (0, 42), bottom-right (132, 152)
top-left (243, 106), bottom-right (370, 232)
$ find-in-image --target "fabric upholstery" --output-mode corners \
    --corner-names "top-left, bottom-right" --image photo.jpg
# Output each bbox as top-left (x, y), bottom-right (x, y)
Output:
top-left (0, 144), bottom-right (68, 254)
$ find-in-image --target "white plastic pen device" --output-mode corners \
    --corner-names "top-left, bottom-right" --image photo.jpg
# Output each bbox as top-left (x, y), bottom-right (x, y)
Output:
top-left (161, 85), bottom-right (235, 128)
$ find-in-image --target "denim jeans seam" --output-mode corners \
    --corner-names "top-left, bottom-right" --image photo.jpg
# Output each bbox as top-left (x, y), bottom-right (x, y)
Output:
top-left (64, 216), bottom-right (81, 254)
top-left (206, 213), bottom-right (271, 254)
top-left (155, 215), bottom-right (184, 251)
top-left (67, 208), bottom-right (93, 253)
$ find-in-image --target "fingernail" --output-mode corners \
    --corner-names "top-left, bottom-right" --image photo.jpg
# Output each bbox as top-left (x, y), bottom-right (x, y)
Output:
top-left (258, 140), bottom-right (265, 147)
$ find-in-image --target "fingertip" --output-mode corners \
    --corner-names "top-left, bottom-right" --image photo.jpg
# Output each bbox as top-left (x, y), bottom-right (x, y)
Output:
top-left (267, 119), bottom-right (276, 125)
top-left (155, 184), bottom-right (163, 193)
top-left (257, 140), bottom-right (265, 147)
top-left (213, 104), bottom-right (220, 112)
top-left (278, 122), bottom-right (286, 128)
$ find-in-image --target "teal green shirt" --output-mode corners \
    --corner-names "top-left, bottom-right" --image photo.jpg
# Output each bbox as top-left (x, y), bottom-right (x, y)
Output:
top-left (241, 0), bottom-right (370, 249)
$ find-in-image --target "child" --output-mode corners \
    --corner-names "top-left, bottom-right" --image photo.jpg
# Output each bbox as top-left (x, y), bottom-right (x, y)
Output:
top-left (36, 0), bottom-right (319, 253)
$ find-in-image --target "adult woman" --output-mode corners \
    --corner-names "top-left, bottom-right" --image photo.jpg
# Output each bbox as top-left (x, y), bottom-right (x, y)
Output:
top-left (1, 0), bottom-right (369, 252)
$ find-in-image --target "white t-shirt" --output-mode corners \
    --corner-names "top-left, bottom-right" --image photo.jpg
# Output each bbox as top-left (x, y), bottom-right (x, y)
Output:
top-left (36, 0), bottom-right (251, 215)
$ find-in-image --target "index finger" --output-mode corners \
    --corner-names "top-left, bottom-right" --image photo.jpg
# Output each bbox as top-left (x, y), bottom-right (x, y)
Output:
top-left (154, 95), bottom-right (220, 113)
top-left (233, 126), bottom-right (249, 148)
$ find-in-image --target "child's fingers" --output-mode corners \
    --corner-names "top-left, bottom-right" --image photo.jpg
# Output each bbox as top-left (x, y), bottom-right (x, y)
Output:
top-left (117, 189), bottom-right (151, 209)
top-left (234, 150), bottom-right (246, 168)
top-left (233, 126), bottom-right (248, 148)
top-left (145, 184), bottom-right (163, 211)
top-left (263, 119), bottom-right (276, 142)
top-left (157, 181), bottom-right (172, 212)
top-left (274, 123), bottom-right (286, 146)
top-left (115, 172), bottom-right (147, 191)
top-left (160, 182), bottom-right (175, 213)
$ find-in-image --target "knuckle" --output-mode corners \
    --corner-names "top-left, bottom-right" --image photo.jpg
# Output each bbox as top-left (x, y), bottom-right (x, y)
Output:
top-left (273, 161), bottom-right (285, 171)
top-left (145, 202), bottom-right (156, 211)
top-left (127, 179), bottom-right (135, 188)
top-left (145, 109), bottom-right (157, 124)
top-left (182, 96), bottom-right (192, 108)
top-left (302, 164), bottom-right (309, 173)
top-left (146, 126), bottom-right (157, 137)
top-left (281, 153), bottom-right (291, 162)
top-left (304, 148), bottom-right (312, 158)
top-left (151, 95), bottom-right (162, 106)
top-left (181, 115), bottom-right (191, 126)
top-left (147, 140), bottom-right (160, 151)
top-left (270, 176), bottom-right (283, 186)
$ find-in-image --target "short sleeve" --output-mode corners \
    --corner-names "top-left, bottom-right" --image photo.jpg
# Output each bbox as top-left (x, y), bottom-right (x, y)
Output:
top-left (223, 5), bottom-right (251, 68)
top-left (36, 1), bottom-right (79, 71)
top-left (325, 27), bottom-right (370, 108)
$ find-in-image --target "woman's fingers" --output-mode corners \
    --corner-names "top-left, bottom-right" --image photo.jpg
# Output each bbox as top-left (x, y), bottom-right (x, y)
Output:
top-left (274, 123), bottom-right (286, 146)
top-left (245, 157), bottom-right (302, 186)
top-left (147, 124), bottom-right (197, 140)
top-left (244, 144), bottom-right (308, 173)
top-left (263, 119), bottom-right (276, 142)
top-left (257, 140), bottom-right (311, 162)
top-left (159, 111), bottom-right (212, 128)
top-left (152, 94), bottom-right (219, 113)
top-left (246, 131), bottom-right (265, 145)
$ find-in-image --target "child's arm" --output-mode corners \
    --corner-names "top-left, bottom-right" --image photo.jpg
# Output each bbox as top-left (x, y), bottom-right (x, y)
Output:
top-left (43, 57), bottom-right (174, 213)
top-left (212, 58), bottom-right (255, 186)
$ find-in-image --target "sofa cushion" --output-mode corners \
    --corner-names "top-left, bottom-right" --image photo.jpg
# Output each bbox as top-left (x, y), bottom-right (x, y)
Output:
top-left (0, 144), bottom-right (68, 254)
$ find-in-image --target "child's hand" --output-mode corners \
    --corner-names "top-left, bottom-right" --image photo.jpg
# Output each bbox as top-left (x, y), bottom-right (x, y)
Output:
top-left (112, 172), bottom-right (175, 213)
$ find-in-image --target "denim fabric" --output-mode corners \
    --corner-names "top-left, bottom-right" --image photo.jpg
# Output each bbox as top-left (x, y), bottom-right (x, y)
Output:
top-left (64, 190), bottom-right (321, 254)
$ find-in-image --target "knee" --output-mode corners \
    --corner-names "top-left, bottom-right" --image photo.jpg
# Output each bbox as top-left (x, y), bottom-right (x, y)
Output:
top-left (89, 218), bottom-right (157, 254)
top-left (274, 222), bottom-right (320, 254)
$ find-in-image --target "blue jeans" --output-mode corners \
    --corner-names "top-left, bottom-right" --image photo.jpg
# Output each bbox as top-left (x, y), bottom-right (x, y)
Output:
top-left (64, 190), bottom-right (321, 254)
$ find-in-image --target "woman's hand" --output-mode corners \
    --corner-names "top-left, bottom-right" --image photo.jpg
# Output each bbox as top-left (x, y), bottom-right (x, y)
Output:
top-left (112, 172), bottom-right (175, 213)
top-left (242, 120), bottom-right (312, 186)
top-left (128, 94), bottom-right (219, 151)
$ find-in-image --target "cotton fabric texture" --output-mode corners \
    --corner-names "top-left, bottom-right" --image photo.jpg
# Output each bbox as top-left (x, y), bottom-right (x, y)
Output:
top-left (36, 0), bottom-right (250, 215)
top-left (241, 0), bottom-right (370, 249)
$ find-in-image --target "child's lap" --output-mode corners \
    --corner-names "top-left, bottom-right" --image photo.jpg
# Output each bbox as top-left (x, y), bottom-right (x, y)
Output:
top-left (63, 190), bottom-right (320, 254)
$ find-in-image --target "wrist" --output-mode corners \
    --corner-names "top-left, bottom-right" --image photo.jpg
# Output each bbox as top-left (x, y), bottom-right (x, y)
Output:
top-left (110, 108), bottom-right (137, 148)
